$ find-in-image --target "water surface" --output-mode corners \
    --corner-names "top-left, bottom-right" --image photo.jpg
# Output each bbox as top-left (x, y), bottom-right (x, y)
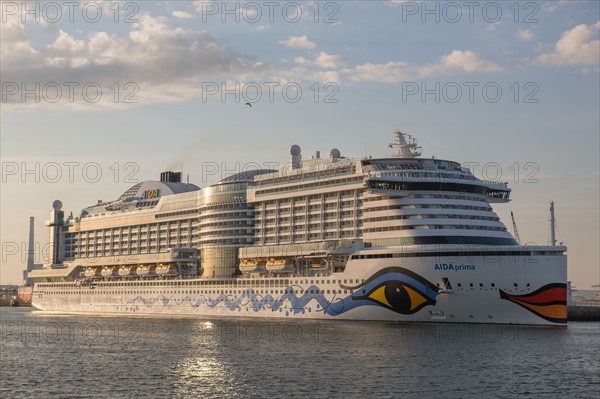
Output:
top-left (1, 308), bottom-right (598, 398)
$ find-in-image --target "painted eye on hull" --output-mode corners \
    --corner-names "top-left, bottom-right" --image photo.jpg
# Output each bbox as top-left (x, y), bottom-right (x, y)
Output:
top-left (363, 280), bottom-right (435, 315)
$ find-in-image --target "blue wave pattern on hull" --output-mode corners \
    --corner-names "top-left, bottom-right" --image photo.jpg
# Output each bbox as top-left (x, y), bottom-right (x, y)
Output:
top-left (125, 267), bottom-right (440, 317)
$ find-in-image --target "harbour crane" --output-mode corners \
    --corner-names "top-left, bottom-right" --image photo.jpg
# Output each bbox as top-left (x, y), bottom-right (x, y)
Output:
top-left (510, 211), bottom-right (521, 244)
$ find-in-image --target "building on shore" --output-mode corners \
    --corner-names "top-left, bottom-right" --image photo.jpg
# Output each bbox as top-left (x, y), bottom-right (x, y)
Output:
top-left (24, 216), bottom-right (43, 286)
top-left (17, 286), bottom-right (33, 303)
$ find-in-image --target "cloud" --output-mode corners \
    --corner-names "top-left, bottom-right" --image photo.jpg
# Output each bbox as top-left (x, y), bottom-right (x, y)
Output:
top-left (1, 13), bottom-right (270, 108)
top-left (518, 29), bottom-right (534, 41)
top-left (0, 20), bottom-right (39, 71)
top-left (343, 50), bottom-right (501, 83)
top-left (1, 10), bottom-right (504, 109)
top-left (172, 11), bottom-right (195, 19)
top-left (387, 0), bottom-right (414, 6)
top-left (278, 35), bottom-right (316, 50)
top-left (310, 71), bottom-right (341, 84)
top-left (343, 61), bottom-right (412, 83)
top-left (294, 56), bottom-right (309, 65)
top-left (193, 0), bottom-right (214, 14)
top-left (544, 0), bottom-right (578, 13)
top-left (428, 50), bottom-right (502, 73)
top-left (291, 52), bottom-right (345, 70)
top-left (313, 51), bottom-right (345, 69)
top-left (486, 23), bottom-right (500, 32)
top-left (252, 25), bottom-right (270, 32)
top-left (535, 21), bottom-right (600, 66)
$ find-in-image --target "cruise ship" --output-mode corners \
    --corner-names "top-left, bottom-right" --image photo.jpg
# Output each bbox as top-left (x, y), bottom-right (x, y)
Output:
top-left (29, 132), bottom-right (568, 325)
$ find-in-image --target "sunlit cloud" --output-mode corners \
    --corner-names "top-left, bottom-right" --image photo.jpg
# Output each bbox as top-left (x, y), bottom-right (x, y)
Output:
top-left (278, 35), bottom-right (316, 50)
top-left (535, 21), bottom-right (600, 66)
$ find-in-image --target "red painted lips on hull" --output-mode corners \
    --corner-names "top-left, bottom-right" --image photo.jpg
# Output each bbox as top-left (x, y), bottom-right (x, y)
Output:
top-left (500, 283), bottom-right (567, 324)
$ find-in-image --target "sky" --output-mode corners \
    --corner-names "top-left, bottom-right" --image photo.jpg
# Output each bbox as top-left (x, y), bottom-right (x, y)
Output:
top-left (1, 0), bottom-right (599, 288)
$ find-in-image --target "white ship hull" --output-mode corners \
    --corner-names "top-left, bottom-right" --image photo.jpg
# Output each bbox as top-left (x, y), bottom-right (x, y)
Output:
top-left (32, 251), bottom-right (567, 326)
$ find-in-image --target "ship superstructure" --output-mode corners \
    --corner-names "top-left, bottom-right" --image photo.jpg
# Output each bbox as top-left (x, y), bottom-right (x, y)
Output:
top-left (29, 132), bottom-right (568, 325)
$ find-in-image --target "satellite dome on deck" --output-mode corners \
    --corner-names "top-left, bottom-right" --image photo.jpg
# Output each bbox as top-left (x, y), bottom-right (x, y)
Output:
top-left (290, 145), bottom-right (302, 169)
top-left (52, 200), bottom-right (63, 211)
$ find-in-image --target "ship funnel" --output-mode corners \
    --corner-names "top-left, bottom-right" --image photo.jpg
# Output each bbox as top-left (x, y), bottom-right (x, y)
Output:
top-left (160, 171), bottom-right (181, 183)
top-left (290, 145), bottom-right (302, 169)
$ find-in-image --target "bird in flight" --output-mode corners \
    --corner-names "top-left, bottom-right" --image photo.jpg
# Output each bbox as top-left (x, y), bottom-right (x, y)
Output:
top-left (245, 102), bottom-right (252, 107)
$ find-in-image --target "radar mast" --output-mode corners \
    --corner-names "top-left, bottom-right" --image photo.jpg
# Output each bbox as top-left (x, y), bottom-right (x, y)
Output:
top-left (389, 130), bottom-right (422, 158)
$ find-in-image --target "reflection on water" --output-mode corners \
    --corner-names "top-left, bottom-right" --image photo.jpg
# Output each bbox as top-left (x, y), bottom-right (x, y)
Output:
top-left (1, 308), bottom-right (598, 398)
top-left (172, 320), bottom-right (230, 398)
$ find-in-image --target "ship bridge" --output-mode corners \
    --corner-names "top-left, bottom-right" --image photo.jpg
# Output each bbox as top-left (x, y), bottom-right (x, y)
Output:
top-left (363, 157), bottom-right (511, 202)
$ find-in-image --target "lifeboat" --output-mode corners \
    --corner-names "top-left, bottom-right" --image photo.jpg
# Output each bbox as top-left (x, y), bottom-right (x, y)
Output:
top-left (266, 258), bottom-right (295, 273)
top-left (309, 259), bottom-right (327, 269)
top-left (84, 267), bottom-right (101, 278)
top-left (239, 259), bottom-right (267, 274)
top-left (101, 267), bottom-right (118, 278)
top-left (118, 266), bottom-right (135, 277)
top-left (136, 265), bottom-right (157, 277)
top-left (156, 264), bottom-right (179, 277)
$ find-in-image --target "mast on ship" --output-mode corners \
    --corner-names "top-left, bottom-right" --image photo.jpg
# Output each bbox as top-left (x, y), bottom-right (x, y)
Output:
top-left (389, 130), bottom-right (422, 158)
